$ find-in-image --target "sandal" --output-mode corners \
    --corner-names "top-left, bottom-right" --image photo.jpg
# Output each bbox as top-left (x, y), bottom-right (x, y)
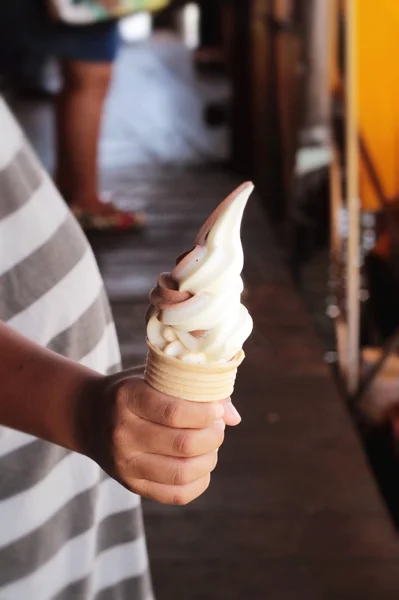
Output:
top-left (71, 204), bottom-right (145, 232)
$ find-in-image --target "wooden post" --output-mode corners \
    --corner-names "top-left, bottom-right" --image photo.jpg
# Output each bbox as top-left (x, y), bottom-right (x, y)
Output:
top-left (301, 0), bottom-right (330, 137)
top-left (228, 0), bottom-right (254, 177)
top-left (273, 0), bottom-right (302, 205)
top-left (228, 0), bottom-right (286, 221)
top-left (330, 144), bottom-right (348, 378)
top-left (345, 0), bottom-right (360, 394)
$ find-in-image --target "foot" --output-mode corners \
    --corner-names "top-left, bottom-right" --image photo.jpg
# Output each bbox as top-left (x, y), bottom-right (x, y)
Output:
top-left (70, 200), bottom-right (145, 232)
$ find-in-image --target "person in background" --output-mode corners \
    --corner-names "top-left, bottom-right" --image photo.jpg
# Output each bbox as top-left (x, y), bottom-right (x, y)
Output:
top-left (0, 0), bottom-right (144, 231)
top-left (0, 98), bottom-right (240, 599)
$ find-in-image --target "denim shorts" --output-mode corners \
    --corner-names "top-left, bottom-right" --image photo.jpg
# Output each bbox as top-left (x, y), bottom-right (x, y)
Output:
top-left (0, 0), bottom-right (120, 73)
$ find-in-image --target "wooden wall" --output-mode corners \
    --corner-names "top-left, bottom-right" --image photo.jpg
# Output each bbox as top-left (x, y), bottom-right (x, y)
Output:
top-left (228, 0), bottom-right (303, 223)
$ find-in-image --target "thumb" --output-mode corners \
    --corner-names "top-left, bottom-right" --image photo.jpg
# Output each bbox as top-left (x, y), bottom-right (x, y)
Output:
top-left (220, 399), bottom-right (242, 427)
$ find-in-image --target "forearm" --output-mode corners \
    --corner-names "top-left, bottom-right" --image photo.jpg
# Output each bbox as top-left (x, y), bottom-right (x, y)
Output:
top-left (0, 321), bottom-right (103, 452)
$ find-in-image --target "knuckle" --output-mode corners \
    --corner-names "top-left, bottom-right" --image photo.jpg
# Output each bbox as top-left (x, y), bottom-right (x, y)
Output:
top-left (162, 400), bottom-right (180, 427)
top-left (171, 466), bottom-right (185, 486)
top-left (172, 432), bottom-right (195, 457)
top-left (171, 490), bottom-right (190, 506)
top-left (112, 418), bottom-right (129, 452)
top-left (123, 453), bottom-right (142, 478)
top-left (127, 380), bottom-right (148, 418)
top-left (114, 381), bottom-right (129, 412)
top-left (172, 475), bottom-right (211, 506)
top-left (170, 459), bottom-right (190, 486)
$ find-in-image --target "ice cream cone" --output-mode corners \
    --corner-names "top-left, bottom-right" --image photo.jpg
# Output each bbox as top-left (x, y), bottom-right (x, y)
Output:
top-left (144, 340), bottom-right (244, 402)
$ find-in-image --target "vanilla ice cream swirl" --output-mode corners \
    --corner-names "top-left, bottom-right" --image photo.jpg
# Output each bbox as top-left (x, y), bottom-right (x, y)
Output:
top-left (147, 182), bottom-right (254, 365)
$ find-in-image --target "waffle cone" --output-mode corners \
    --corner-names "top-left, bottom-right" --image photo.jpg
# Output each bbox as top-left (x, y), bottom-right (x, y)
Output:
top-left (144, 340), bottom-right (244, 402)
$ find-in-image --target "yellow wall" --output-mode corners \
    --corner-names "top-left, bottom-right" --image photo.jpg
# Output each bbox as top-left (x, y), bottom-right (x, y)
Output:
top-left (358, 0), bottom-right (399, 210)
top-left (330, 0), bottom-right (399, 211)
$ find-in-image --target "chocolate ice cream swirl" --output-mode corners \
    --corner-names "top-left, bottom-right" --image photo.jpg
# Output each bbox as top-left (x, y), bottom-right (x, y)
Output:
top-left (146, 182), bottom-right (254, 365)
top-left (148, 261), bottom-right (208, 333)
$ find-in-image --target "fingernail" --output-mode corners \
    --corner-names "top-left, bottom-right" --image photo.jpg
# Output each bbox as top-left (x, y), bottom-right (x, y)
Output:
top-left (215, 404), bottom-right (225, 419)
top-left (225, 403), bottom-right (242, 424)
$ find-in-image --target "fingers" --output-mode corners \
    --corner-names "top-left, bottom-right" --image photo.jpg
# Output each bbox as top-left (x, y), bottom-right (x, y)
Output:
top-left (221, 399), bottom-right (242, 426)
top-left (132, 474), bottom-right (211, 505)
top-left (107, 378), bottom-right (241, 506)
top-left (124, 379), bottom-right (226, 429)
top-left (117, 415), bottom-right (225, 458)
top-left (125, 450), bottom-right (218, 486)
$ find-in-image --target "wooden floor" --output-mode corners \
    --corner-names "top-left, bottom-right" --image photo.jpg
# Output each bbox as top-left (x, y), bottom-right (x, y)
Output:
top-left (16, 37), bottom-right (399, 600)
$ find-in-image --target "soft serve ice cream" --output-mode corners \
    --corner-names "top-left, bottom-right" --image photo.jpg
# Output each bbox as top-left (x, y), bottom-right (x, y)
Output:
top-left (146, 182), bottom-right (254, 366)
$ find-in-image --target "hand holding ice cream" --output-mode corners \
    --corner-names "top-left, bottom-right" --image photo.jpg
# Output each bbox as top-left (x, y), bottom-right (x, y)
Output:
top-left (91, 183), bottom-right (253, 506)
top-left (145, 182), bottom-right (254, 402)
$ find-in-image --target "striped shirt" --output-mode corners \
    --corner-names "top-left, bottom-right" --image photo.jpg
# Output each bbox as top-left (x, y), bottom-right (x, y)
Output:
top-left (0, 98), bottom-right (153, 600)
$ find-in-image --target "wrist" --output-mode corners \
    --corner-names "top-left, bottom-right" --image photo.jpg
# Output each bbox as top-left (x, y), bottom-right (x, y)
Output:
top-left (47, 364), bottom-right (104, 454)
top-left (72, 372), bottom-right (125, 471)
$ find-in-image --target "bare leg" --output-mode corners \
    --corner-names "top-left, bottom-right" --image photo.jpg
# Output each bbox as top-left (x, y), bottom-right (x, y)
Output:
top-left (54, 58), bottom-right (145, 230)
top-left (55, 59), bottom-right (112, 213)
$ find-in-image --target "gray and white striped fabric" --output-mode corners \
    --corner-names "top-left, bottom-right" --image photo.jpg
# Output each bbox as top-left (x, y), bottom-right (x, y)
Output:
top-left (0, 98), bottom-right (154, 600)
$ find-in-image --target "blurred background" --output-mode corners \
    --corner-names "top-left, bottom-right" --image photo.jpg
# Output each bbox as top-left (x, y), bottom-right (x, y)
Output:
top-left (5, 0), bottom-right (399, 597)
